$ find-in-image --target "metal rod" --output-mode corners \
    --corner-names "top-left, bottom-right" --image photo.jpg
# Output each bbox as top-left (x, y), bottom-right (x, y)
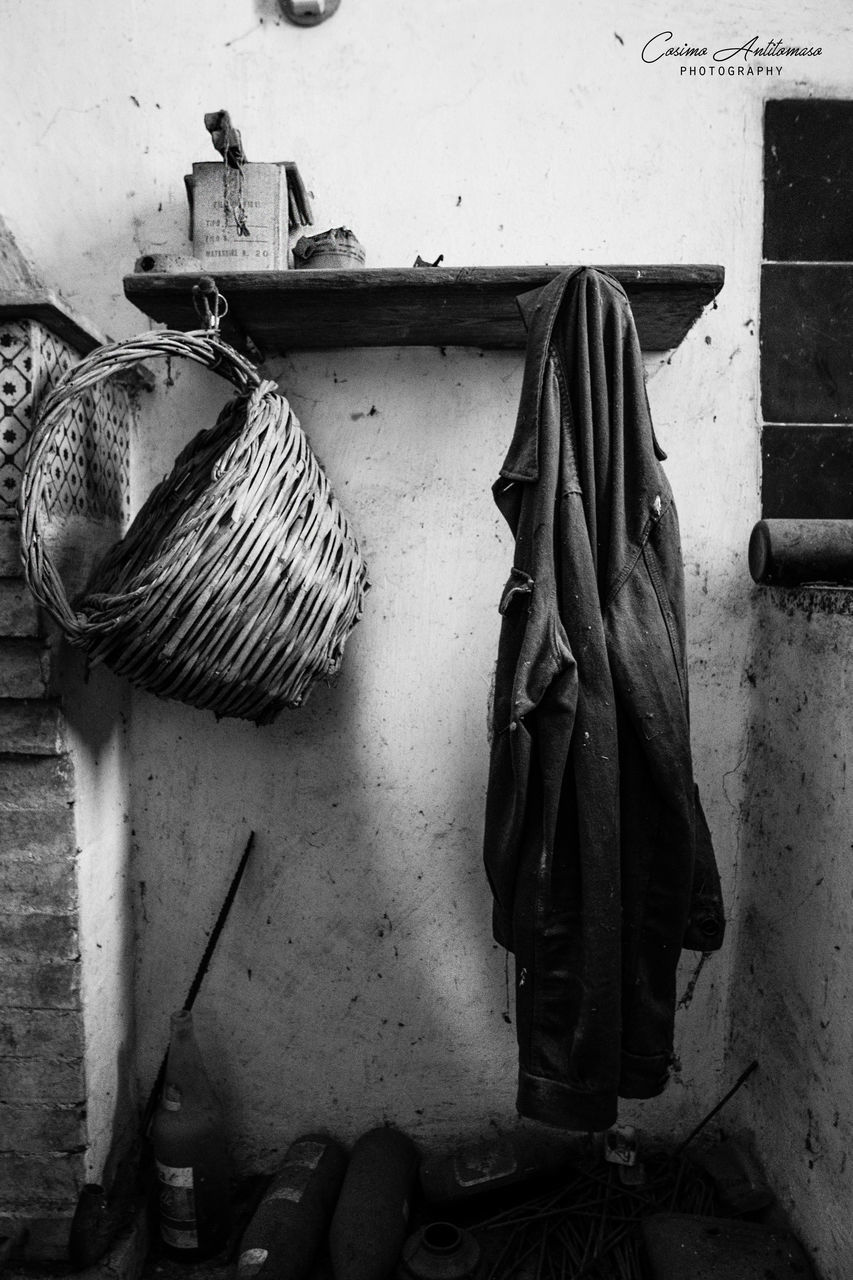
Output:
top-left (183, 829), bottom-right (255, 1010)
top-left (674, 1059), bottom-right (760, 1155)
top-left (142, 830), bottom-right (255, 1133)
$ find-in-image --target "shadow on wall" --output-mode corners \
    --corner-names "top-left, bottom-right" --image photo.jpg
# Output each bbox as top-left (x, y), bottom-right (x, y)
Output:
top-left (127, 346), bottom-right (521, 1162)
top-left (129, 639), bottom-right (513, 1165)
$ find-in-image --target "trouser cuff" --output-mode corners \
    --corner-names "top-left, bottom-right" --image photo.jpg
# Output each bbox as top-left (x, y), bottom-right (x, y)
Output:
top-left (619, 1050), bottom-right (670, 1099)
top-left (517, 1069), bottom-right (617, 1132)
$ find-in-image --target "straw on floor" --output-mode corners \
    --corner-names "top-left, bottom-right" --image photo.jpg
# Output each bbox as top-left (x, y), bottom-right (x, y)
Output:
top-left (471, 1153), bottom-right (718, 1280)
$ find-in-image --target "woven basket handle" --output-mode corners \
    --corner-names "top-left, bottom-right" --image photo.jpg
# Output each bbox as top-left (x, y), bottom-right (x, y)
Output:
top-left (19, 328), bottom-right (265, 640)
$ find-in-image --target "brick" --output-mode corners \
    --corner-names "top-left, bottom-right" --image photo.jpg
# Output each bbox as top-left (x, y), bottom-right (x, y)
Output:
top-left (0, 1101), bottom-right (87, 1153)
top-left (0, 701), bottom-right (64, 755)
top-left (0, 640), bottom-right (51, 698)
top-left (0, 580), bottom-right (41, 638)
top-left (0, 854), bottom-right (77, 915)
top-left (2, 1206), bottom-right (149, 1268)
top-left (0, 1009), bottom-right (84, 1059)
top-left (0, 1152), bottom-right (83, 1205)
top-left (0, 957), bottom-right (80, 1008)
top-left (0, 755), bottom-right (73, 809)
top-left (0, 1053), bottom-right (84, 1104)
top-left (0, 912), bottom-right (79, 959)
top-left (0, 806), bottom-right (75, 858)
top-left (0, 518), bottom-right (23, 577)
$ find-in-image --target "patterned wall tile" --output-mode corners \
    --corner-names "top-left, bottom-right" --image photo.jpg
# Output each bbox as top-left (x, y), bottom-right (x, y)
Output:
top-left (0, 320), bottom-right (130, 522)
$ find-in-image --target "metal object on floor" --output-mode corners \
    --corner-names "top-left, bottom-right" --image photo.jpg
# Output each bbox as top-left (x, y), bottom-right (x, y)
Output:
top-left (397, 1222), bottom-right (481, 1280)
top-left (329, 1127), bottom-right (419, 1280)
top-left (236, 1134), bottom-right (348, 1280)
top-left (419, 1129), bottom-right (594, 1205)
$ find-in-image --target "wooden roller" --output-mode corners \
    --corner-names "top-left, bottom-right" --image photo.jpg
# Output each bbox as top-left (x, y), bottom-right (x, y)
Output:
top-left (748, 519), bottom-right (853, 586)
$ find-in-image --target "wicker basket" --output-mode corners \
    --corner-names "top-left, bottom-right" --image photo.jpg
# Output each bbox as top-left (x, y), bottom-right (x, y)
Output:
top-left (19, 329), bottom-right (369, 723)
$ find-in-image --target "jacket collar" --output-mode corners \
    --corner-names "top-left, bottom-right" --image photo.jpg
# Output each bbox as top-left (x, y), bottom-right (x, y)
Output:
top-left (501, 268), bottom-right (665, 489)
top-left (501, 269), bottom-right (584, 482)
top-left (503, 268), bottom-right (627, 481)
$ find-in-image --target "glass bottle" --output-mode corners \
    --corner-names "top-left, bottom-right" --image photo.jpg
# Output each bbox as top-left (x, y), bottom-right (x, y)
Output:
top-left (151, 1009), bottom-right (232, 1261)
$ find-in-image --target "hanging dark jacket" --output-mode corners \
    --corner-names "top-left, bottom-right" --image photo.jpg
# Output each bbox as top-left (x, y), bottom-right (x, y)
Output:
top-left (482, 267), bottom-right (725, 1132)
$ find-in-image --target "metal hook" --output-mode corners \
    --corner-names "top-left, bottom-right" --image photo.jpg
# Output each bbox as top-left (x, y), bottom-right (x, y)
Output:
top-left (192, 278), bottom-right (229, 333)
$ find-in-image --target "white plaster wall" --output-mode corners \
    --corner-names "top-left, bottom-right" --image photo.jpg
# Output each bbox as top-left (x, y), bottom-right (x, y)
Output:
top-left (43, 522), bottom-right (135, 1189)
top-left (58, 651), bottom-right (135, 1186)
top-left (729, 594), bottom-right (853, 1279)
top-left (2, 1), bottom-right (852, 1271)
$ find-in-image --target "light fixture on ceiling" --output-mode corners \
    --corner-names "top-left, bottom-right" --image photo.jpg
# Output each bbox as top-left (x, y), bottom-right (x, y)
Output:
top-left (280, 0), bottom-right (341, 26)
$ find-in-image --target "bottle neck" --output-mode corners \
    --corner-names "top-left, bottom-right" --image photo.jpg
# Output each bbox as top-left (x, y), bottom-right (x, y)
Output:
top-left (162, 1008), bottom-right (218, 1111)
top-left (166, 1011), bottom-right (203, 1079)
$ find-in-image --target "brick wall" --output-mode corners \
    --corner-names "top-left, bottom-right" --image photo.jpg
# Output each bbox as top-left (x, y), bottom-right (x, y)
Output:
top-left (0, 312), bottom-right (133, 1262)
top-left (0, 515), bottom-right (88, 1261)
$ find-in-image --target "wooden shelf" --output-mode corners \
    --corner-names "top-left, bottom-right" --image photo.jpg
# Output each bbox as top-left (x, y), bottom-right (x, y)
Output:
top-left (123, 264), bottom-right (724, 355)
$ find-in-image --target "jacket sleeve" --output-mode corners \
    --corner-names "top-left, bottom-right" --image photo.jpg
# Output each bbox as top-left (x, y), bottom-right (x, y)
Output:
top-left (483, 560), bottom-right (577, 950)
top-left (683, 785), bottom-right (726, 950)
